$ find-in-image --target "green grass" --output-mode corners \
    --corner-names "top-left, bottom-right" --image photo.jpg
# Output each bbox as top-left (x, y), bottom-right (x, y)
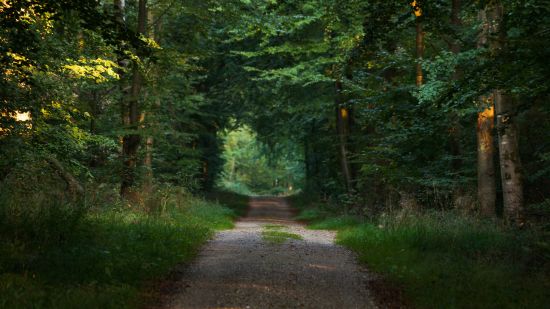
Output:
top-left (291, 196), bottom-right (361, 230)
top-left (289, 193), bottom-right (550, 308)
top-left (263, 224), bottom-right (285, 230)
top-left (0, 190), bottom-right (246, 308)
top-left (205, 190), bottom-right (250, 217)
top-left (261, 227), bottom-right (303, 244)
top-left (337, 212), bottom-right (550, 309)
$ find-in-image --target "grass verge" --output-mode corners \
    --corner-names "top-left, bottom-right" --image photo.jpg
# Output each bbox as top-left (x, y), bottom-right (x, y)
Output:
top-left (261, 225), bottom-right (303, 244)
top-left (291, 194), bottom-right (550, 309)
top-left (0, 190), bottom-right (247, 308)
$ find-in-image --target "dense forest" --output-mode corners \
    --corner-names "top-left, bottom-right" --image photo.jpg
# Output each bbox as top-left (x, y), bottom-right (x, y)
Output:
top-left (1, 0), bottom-right (549, 308)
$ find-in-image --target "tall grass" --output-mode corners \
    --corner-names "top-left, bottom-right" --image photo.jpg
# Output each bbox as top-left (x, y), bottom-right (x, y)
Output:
top-left (290, 193), bottom-right (549, 308)
top-left (0, 185), bottom-right (245, 308)
top-left (338, 212), bottom-right (550, 309)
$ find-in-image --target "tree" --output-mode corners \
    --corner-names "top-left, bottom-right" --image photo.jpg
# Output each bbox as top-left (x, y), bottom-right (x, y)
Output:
top-left (487, 1), bottom-right (524, 224)
top-left (476, 7), bottom-right (497, 216)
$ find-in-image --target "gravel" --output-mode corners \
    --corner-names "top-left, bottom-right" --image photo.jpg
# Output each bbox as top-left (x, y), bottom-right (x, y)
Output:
top-left (157, 197), bottom-right (377, 309)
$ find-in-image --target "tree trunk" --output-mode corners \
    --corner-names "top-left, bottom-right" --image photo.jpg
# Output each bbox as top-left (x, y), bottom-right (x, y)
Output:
top-left (475, 7), bottom-right (497, 216)
top-left (335, 81), bottom-right (353, 193)
top-left (141, 7), bottom-right (159, 195)
top-left (449, 0), bottom-right (463, 173)
top-left (121, 0), bottom-right (147, 198)
top-left (46, 156), bottom-right (85, 199)
top-left (488, 2), bottom-right (525, 224)
top-left (412, 1), bottom-right (424, 86)
top-left (450, 0), bottom-right (461, 55)
top-left (477, 97), bottom-right (496, 216)
top-left (415, 21), bottom-right (424, 86)
top-left (494, 91), bottom-right (524, 224)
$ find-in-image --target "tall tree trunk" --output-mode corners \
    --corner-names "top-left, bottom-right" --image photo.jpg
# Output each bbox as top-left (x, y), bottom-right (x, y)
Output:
top-left (121, 0), bottom-right (147, 198)
top-left (114, 0), bottom-right (130, 171)
top-left (449, 0), bottom-right (463, 173)
top-left (450, 0), bottom-right (461, 55)
top-left (335, 80), bottom-right (353, 193)
top-left (415, 21), bottom-right (424, 86)
top-left (494, 91), bottom-right (524, 223)
top-left (476, 7), bottom-right (497, 216)
top-left (412, 1), bottom-right (424, 86)
top-left (141, 7), bottom-right (159, 195)
top-left (477, 97), bottom-right (496, 216)
top-left (488, 2), bottom-right (524, 224)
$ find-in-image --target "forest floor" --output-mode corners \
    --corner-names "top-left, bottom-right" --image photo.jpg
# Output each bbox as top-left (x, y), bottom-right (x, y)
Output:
top-left (151, 197), bottom-right (379, 309)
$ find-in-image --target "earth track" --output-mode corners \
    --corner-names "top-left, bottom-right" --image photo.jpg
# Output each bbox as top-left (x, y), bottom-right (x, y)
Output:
top-left (156, 197), bottom-right (377, 309)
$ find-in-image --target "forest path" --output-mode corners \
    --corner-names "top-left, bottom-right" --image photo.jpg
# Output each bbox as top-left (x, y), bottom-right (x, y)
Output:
top-left (156, 197), bottom-right (377, 309)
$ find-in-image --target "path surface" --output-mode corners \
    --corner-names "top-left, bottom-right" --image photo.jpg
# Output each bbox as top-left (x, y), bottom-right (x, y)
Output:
top-left (158, 197), bottom-right (377, 309)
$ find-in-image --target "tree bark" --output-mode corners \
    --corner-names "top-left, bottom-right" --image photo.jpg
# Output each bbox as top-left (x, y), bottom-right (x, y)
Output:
top-left (412, 1), bottom-right (424, 87)
top-left (476, 7), bottom-right (497, 216)
top-left (141, 7), bottom-right (159, 195)
top-left (488, 2), bottom-right (525, 224)
top-left (415, 20), bottom-right (424, 86)
top-left (46, 156), bottom-right (84, 198)
top-left (450, 0), bottom-right (461, 55)
top-left (121, 0), bottom-right (147, 198)
top-left (335, 81), bottom-right (353, 193)
top-left (494, 91), bottom-right (524, 224)
top-left (477, 97), bottom-right (496, 216)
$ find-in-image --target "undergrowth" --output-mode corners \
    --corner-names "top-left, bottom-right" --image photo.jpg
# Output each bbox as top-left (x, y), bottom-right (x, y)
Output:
top-left (291, 194), bottom-right (550, 309)
top-left (0, 187), bottom-right (246, 308)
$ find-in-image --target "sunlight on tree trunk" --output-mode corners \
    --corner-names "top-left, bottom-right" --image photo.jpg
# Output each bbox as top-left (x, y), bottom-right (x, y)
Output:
top-left (335, 80), bottom-right (353, 193)
top-left (477, 98), bottom-right (496, 216)
top-left (476, 8), bottom-right (496, 217)
top-left (412, 1), bottom-right (423, 86)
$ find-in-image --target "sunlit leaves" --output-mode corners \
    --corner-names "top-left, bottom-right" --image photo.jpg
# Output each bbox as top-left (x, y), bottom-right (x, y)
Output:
top-left (63, 58), bottom-right (119, 83)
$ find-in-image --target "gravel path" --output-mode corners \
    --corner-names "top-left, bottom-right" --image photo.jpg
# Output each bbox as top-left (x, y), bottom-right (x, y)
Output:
top-left (158, 197), bottom-right (377, 309)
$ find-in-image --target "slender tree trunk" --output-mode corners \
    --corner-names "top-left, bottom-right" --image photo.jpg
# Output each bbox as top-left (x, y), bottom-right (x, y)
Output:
top-left (450, 0), bottom-right (461, 55)
top-left (415, 20), bottom-right (424, 86)
top-left (114, 0), bottom-right (125, 23)
top-left (114, 0), bottom-right (129, 145)
top-left (141, 7), bottom-right (159, 195)
top-left (449, 0), bottom-right (463, 172)
top-left (476, 7), bottom-right (497, 216)
top-left (121, 0), bottom-right (147, 198)
top-left (399, 2), bottom-right (423, 210)
top-left (488, 2), bottom-right (524, 224)
top-left (335, 80), bottom-right (353, 193)
top-left (412, 1), bottom-right (424, 86)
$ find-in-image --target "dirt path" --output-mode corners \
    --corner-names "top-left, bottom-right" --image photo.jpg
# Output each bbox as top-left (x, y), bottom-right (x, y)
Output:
top-left (156, 197), bottom-right (377, 309)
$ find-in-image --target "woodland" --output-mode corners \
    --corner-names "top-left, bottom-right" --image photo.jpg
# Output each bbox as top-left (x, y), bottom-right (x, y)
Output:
top-left (0, 0), bottom-right (549, 308)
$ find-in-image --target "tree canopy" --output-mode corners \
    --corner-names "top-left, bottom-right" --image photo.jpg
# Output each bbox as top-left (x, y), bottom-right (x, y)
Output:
top-left (1, 0), bottom-right (549, 218)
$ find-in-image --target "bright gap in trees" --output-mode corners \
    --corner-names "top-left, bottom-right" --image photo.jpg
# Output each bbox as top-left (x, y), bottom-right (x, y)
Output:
top-left (216, 126), bottom-right (305, 196)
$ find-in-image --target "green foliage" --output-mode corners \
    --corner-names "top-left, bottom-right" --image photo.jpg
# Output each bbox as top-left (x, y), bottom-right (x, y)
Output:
top-left (0, 188), bottom-right (244, 308)
top-left (217, 126), bottom-right (304, 196)
top-left (1, 0), bottom-right (549, 307)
